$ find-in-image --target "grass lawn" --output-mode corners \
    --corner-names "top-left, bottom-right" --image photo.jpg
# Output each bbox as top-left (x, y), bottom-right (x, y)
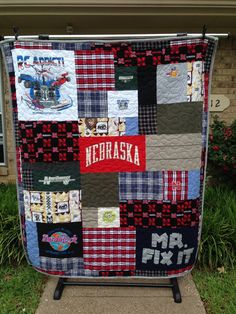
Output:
top-left (0, 263), bottom-right (45, 314)
top-left (193, 269), bottom-right (236, 314)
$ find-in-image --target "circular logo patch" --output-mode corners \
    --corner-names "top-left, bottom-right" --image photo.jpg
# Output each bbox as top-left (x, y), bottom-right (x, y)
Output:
top-left (49, 232), bottom-right (71, 251)
top-left (102, 210), bottom-right (116, 224)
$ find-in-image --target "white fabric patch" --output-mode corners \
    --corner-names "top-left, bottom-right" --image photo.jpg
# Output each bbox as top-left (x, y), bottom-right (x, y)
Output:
top-left (98, 207), bottom-right (120, 228)
top-left (12, 49), bottom-right (78, 121)
top-left (187, 61), bottom-right (204, 102)
top-left (108, 90), bottom-right (138, 117)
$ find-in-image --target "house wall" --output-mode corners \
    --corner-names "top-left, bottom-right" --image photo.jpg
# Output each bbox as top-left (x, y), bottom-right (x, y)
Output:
top-left (0, 37), bottom-right (235, 183)
top-left (211, 38), bottom-right (236, 124)
top-left (0, 65), bottom-right (16, 183)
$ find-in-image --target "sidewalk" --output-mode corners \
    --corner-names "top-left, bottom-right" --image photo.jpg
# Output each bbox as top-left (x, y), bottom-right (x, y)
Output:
top-left (36, 274), bottom-right (206, 314)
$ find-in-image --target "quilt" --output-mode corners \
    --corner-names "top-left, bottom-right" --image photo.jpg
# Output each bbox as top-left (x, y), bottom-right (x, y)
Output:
top-left (0, 36), bottom-right (217, 278)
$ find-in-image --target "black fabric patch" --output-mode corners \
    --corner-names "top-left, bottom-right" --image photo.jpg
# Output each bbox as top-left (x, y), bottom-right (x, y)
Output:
top-left (37, 222), bottom-right (83, 258)
top-left (22, 161), bottom-right (81, 191)
top-left (138, 66), bottom-right (156, 106)
top-left (138, 104), bottom-right (158, 134)
top-left (115, 66), bottom-right (137, 90)
top-left (120, 199), bottom-right (200, 228)
top-left (136, 227), bottom-right (198, 271)
top-left (99, 271), bottom-right (134, 277)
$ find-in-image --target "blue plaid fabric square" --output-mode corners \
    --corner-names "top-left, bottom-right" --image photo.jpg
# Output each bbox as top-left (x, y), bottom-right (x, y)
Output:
top-left (78, 91), bottom-right (108, 117)
top-left (40, 257), bottom-right (84, 271)
top-left (119, 171), bottom-right (163, 200)
top-left (65, 269), bottom-right (99, 277)
top-left (51, 42), bottom-right (92, 51)
top-left (18, 185), bottom-right (25, 215)
top-left (2, 43), bottom-right (14, 72)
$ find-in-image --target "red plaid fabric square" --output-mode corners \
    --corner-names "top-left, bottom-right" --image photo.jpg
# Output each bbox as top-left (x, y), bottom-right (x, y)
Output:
top-left (163, 171), bottom-right (188, 201)
top-left (75, 50), bottom-right (115, 90)
top-left (83, 228), bottom-right (136, 271)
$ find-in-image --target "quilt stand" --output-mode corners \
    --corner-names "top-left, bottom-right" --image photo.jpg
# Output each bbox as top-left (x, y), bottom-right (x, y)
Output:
top-left (53, 277), bottom-right (182, 303)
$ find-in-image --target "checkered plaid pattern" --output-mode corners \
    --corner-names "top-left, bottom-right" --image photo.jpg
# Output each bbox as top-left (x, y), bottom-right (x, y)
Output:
top-left (16, 147), bottom-right (22, 182)
top-left (19, 121), bottom-right (80, 162)
top-left (202, 112), bottom-right (208, 147)
top-left (83, 228), bottom-right (136, 271)
top-left (40, 257), bottom-right (84, 271)
top-left (18, 184), bottom-right (25, 215)
top-left (169, 38), bottom-right (208, 63)
top-left (75, 50), bottom-right (115, 90)
top-left (22, 168), bottom-right (33, 190)
top-left (167, 265), bottom-right (193, 276)
top-left (163, 171), bottom-right (188, 201)
top-left (2, 43), bottom-right (14, 72)
top-left (203, 72), bottom-right (209, 112)
top-left (77, 91), bottom-right (108, 117)
top-left (34, 267), bottom-right (65, 276)
top-left (170, 38), bottom-right (206, 46)
top-left (14, 42), bottom-right (52, 49)
top-left (138, 104), bottom-right (158, 134)
top-left (99, 271), bottom-right (135, 277)
top-left (119, 172), bottom-right (163, 200)
top-left (131, 40), bottom-right (170, 51)
top-left (119, 199), bottom-right (200, 228)
top-left (135, 270), bottom-right (167, 277)
top-left (205, 38), bottom-right (216, 72)
top-left (9, 73), bottom-right (17, 110)
top-left (65, 269), bottom-right (99, 277)
top-left (13, 111), bottom-right (20, 146)
top-left (52, 42), bottom-right (91, 51)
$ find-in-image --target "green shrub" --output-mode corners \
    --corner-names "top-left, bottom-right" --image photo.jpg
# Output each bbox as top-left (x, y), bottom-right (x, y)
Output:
top-left (198, 184), bottom-right (236, 270)
top-left (208, 117), bottom-right (236, 185)
top-left (0, 183), bottom-right (25, 265)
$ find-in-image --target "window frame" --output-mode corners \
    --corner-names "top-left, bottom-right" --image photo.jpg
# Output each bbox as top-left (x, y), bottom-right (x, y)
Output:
top-left (0, 55), bottom-right (7, 166)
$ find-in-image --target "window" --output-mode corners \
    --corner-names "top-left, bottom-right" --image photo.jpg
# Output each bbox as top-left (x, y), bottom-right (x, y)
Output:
top-left (0, 56), bottom-right (6, 165)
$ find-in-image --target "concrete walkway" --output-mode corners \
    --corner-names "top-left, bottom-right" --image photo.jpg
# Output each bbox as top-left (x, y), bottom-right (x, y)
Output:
top-left (36, 274), bottom-right (206, 314)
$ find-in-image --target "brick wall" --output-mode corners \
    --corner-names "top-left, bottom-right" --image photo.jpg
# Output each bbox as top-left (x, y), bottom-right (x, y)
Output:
top-left (0, 37), bottom-right (236, 183)
top-left (211, 37), bottom-right (236, 124)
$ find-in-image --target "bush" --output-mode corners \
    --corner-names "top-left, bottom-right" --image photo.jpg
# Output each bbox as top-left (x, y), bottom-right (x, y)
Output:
top-left (208, 117), bottom-right (236, 185)
top-left (198, 184), bottom-right (236, 270)
top-left (0, 183), bottom-right (25, 265)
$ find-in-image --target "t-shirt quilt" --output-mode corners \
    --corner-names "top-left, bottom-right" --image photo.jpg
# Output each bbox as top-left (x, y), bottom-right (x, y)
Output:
top-left (0, 36), bottom-right (217, 278)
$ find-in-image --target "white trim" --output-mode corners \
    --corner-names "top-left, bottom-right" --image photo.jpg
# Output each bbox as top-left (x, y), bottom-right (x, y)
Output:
top-left (1, 33), bottom-right (229, 40)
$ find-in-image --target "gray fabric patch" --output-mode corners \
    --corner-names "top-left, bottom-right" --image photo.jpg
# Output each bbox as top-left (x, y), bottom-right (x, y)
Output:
top-left (156, 63), bottom-right (188, 104)
top-left (82, 208), bottom-right (98, 228)
top-left (146, 133), bottom-right (202, 170)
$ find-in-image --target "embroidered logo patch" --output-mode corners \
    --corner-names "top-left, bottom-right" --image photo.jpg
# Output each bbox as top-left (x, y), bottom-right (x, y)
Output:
top-left (98, 207), bottom-right (120, 228)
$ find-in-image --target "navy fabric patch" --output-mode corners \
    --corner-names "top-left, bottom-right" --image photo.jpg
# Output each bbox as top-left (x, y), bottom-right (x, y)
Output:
top-left (37, 222), bottom-right (83, 258)
top-left (136, 227), bottom-right (198, 271)
top-left (138, 66), bottom-right (156, 106)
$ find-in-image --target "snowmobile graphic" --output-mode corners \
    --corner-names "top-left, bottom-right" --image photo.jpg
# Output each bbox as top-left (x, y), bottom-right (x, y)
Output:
top-left (18, 67), bottom-right (73, 111)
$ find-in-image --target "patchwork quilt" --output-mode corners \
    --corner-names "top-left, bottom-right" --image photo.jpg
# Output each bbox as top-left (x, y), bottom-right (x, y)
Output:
top-left (1, 36), bottom-right (217, 278)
